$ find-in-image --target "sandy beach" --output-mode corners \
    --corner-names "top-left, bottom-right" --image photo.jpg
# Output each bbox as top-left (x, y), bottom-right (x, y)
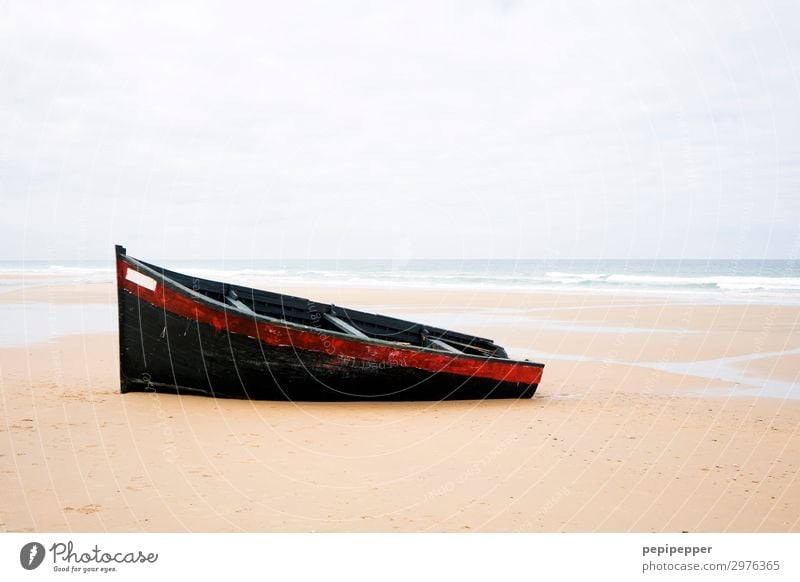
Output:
top-left (1, 282), bottom-right (798, 532)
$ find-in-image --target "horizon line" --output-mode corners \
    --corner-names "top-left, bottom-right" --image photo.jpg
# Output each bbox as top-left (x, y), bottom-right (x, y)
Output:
top-left (2, 257), bottom-right (798, 262)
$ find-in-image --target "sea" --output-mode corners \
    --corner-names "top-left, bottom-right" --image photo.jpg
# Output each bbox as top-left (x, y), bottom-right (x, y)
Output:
top-left (2, 258), bottom-right (800, 304)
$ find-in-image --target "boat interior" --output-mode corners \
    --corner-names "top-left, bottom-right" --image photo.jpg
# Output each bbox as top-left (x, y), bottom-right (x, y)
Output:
top-left (133, 258), bottom-right (510, 359)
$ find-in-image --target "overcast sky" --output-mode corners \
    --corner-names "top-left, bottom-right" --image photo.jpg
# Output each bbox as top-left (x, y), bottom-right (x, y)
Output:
top-left (1, 0), bottom-right (798, 261)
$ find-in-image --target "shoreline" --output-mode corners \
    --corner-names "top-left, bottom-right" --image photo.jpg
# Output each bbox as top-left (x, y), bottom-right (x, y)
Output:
top-left (1, 282), bottom-right (798, 399)
top-left (4, 278), bottom-right (800, 307)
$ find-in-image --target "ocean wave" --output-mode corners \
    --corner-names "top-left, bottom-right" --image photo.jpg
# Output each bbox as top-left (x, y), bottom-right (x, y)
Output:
top-left (0, 265), bottom-right (113, 276)
top-left (0, 265), bottom-right (114, 286)
top-left (604, 274), bottom-right (800, 291)
top-left (3, 261), bottom-right (800, 302)
top-left (544, 272), bottom-right (609, 284)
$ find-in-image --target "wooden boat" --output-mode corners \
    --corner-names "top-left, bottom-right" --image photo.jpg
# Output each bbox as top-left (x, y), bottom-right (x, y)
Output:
top-left (115, 245), bottom-right (544, 400)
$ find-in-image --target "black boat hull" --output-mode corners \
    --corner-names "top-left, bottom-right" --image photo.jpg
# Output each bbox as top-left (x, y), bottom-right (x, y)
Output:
top-left (119, 290), bottom-right (538, 400)
top-left (115, 246), bottom-right (544, 401)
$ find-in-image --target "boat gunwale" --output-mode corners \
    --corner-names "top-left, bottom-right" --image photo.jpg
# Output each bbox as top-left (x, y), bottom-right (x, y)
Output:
top-left (119, 253), bottom-right (545, 370)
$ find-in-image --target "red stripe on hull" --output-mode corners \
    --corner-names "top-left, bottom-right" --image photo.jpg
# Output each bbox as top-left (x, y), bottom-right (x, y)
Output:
top-left (117, 260), bottom-right (543, 386)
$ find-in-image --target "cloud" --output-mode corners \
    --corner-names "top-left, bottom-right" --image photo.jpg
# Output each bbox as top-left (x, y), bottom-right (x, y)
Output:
top-left (1, 0), bottom-right (798, 259)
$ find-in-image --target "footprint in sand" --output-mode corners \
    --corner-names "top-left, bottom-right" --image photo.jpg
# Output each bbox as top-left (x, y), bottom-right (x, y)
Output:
top-left (60, 392), bottom-right (88, 401)
top-left (126, 476), bottom-right (152, 491)
top-left (11, 418), bottom-right (35, 429)
top-left (64, 504), bottom-right (102, 515)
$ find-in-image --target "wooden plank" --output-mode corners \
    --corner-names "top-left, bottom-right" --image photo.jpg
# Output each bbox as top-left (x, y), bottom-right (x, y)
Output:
top-left (427, 338), bottom-right (462, 354)
top-left (226, 290), bottom-right (255, 314)
top-left (323, 313), bottom-right (369, 338)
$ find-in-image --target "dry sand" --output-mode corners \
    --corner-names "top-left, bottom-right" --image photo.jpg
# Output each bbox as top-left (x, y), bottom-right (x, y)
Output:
top-left (1, 283), bottom-right (798, 532)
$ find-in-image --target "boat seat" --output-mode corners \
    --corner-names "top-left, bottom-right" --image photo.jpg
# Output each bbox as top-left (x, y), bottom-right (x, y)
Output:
top-left (427, 338), bottom-right (462, 354)
top-left (420, 327), bottom-right (462, 353)
top-left (226, 289), bottom-right (255, 314)
top-left (323, 313), bottom-right (369, 338)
